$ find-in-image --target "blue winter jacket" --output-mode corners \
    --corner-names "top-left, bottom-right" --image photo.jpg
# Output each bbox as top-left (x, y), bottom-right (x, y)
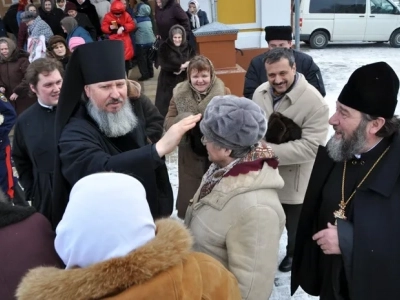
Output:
top-left (66, 26), bottom-right (94, 44)
top-left (134, 4), bottom-right (155, 46)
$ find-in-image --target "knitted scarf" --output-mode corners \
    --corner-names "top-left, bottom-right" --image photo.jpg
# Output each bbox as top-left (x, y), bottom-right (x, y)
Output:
top-left (198, 143), bottom-right (275, 200)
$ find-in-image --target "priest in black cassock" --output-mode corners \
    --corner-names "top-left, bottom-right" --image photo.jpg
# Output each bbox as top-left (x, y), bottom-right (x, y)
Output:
top-left (52, 40), bottom-right (201, 228)
top-left (12, 58), bottom-right (64, 219)
top-left (291, 62), bottom-right (400, 300)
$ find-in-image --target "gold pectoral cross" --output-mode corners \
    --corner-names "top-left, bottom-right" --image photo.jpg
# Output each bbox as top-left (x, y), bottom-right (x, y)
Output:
top-left (333, 201), bottom-right (347, 224)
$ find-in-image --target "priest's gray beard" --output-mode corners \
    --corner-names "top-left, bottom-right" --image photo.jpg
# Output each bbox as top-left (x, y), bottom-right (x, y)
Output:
top-left (86, 98), bottom-right (138, 138)
top-left (326, 119), bottom-right (368, 162)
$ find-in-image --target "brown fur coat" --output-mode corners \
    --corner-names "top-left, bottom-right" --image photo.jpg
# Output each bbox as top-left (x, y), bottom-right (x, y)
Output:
top-left (16, 219), bottom-right (241, 300)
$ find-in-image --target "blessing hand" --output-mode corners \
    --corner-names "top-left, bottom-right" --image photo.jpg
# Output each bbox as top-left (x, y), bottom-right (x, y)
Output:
top-left (156, 114), bottom-right (201, 157)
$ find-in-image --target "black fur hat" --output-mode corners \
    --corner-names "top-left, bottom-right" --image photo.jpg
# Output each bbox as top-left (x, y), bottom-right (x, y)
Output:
top-left (265, 112), bottom-right (301, 144)
top-left (264, 26), bottom-right (293, 42)
top-left (338, 62), bottom-right (399, 118)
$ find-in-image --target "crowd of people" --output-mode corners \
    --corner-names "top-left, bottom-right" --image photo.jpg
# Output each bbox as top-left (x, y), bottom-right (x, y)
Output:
top-left (0, 3), bottom-right (399, 300)
top-left (0, 0), bottom-right (209, 115)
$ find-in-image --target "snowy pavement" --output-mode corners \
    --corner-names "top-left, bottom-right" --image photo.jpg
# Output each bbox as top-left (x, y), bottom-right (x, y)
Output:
top-left (166, 42), bottom-right (400, 299)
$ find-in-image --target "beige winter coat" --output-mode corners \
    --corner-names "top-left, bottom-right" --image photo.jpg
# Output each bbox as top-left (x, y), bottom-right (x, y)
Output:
top-left (185, 160), bottom-right (286, 300)
top-left (253, 74), bottom-right (329, 204)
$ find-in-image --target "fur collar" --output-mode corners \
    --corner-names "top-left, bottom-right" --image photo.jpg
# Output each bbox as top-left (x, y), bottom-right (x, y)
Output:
top-left (0, 202), bottom-right (36, 229)
top-left (127, 79), bottom-right (141, 99)
top-left (161, 38), bottom-right (190, 57)
top-left (173, 77), bottom-right (226, 115)
top-left (16, 219), bottom-right (193, 300)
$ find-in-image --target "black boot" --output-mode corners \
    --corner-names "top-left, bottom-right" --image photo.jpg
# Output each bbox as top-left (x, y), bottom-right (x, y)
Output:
top-left (278, 255), bottom-right (293, 272)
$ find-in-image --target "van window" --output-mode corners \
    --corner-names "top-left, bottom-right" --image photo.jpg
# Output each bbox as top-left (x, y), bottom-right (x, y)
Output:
top-left (370, 0), bottom-right (397, 14)
top-left (310, 0), bottom-right (335, 13)
top-left (309, 0), bottom-right (367, 13)
top-left (335, 0), bottom-right (367, 13)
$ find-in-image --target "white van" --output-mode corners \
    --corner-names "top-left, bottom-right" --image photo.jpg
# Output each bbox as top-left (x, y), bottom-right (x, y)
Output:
top-left (299, 0), bottom-right (400, 48)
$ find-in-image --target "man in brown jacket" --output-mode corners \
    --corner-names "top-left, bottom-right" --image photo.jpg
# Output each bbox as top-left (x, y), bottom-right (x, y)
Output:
top-left (253, 47), bottom-right (329, 272)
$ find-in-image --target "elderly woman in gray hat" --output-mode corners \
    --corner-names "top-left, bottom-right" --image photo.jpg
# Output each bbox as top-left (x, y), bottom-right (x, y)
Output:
top-left (185, 95), bottom-right (286, 300)
top-left (21, 11), bottom-right (53, 43)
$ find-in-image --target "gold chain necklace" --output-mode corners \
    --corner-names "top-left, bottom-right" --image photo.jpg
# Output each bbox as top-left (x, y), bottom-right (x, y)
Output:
top-left (333, 146), bottom-right (390, 222)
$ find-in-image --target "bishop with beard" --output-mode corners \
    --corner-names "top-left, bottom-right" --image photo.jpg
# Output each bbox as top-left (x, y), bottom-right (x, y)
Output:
top-left (291, 62), bottom-right (400, 300)
top-left (52, 40), bottom-right (201, 228)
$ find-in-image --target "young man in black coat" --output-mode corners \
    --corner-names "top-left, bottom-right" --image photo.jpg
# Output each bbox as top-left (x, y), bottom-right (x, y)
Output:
top-left (12, 58), bottom-right (64, 220)
top-left (52, 40), bottom-right (201, 228)
top-left (292, 62), bottom-right (400, 300)
top-left (244, 26), bottom-right (326, 99)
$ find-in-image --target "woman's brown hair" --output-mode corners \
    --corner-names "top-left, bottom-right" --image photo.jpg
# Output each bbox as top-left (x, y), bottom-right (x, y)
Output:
top-left (187, 55), bottom-right (213, 78)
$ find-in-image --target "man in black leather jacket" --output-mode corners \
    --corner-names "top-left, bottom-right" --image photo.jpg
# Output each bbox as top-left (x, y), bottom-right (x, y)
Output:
top-left (244, 26), bottom-right (326, 99)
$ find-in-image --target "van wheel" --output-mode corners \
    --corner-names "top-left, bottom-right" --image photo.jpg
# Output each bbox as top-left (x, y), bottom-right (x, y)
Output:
top-left (310, 31), bottom-right (329, 49)
top-left (389, 30), bottom-right (400, 48)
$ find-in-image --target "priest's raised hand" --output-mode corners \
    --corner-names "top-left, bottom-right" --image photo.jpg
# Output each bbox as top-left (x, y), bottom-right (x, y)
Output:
top-left (156, 114), bottom-right (202, 157)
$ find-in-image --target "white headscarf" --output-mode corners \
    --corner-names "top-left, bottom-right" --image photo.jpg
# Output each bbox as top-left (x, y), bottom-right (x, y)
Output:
top-left (188, 0), bottom-right (201, 29)
top-left (55, 172), bottom-right (156, 269)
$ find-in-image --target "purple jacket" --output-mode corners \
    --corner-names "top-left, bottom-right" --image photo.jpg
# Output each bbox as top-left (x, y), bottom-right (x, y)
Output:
top-left (0, 202), bottom-right (64, 300)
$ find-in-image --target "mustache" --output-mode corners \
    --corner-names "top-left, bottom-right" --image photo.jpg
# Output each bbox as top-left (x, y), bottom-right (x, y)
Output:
top-left (333, 126), bottom-right (343, 134)
top-left (106, 98), bottom-right (124, 106)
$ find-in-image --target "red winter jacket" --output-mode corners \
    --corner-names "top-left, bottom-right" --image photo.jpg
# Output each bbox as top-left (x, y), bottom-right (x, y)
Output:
top-left (101, 0), bottom-right (135, 60)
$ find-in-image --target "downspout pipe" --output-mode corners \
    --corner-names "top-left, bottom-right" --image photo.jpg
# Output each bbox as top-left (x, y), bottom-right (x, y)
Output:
top-left (294, 0), bottom-right (300, 50)
top-left (210, 0), bottom-right (217, 22)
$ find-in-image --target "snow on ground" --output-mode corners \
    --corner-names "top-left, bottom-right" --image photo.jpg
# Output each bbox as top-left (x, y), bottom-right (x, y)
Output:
top-left (166, 42), bottom-right (400, 299)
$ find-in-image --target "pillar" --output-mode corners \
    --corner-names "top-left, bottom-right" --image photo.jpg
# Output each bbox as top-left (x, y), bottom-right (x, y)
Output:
top-left (194, 22), bottom-right (246, 97)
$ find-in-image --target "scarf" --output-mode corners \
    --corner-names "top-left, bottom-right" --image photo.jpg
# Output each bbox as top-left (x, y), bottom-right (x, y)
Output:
top-left (187, 57), bottom-right (217, 103)
top-left (0, 37), bottom-right (17, 62)
top-left (18, 0), bottom-right (28, 11)
top-left (190, 14), bottom-right (200, 29)
top-left (198, 143), bottom-right (275, 200)
top-left (188, 0), bottom-right (201, 29)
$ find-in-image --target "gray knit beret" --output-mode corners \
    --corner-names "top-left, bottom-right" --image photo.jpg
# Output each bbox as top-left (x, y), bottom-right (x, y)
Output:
top-left (21, 11), bottom-right (37, 23)
top-left (200, 95), bottom-right (267, 150)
